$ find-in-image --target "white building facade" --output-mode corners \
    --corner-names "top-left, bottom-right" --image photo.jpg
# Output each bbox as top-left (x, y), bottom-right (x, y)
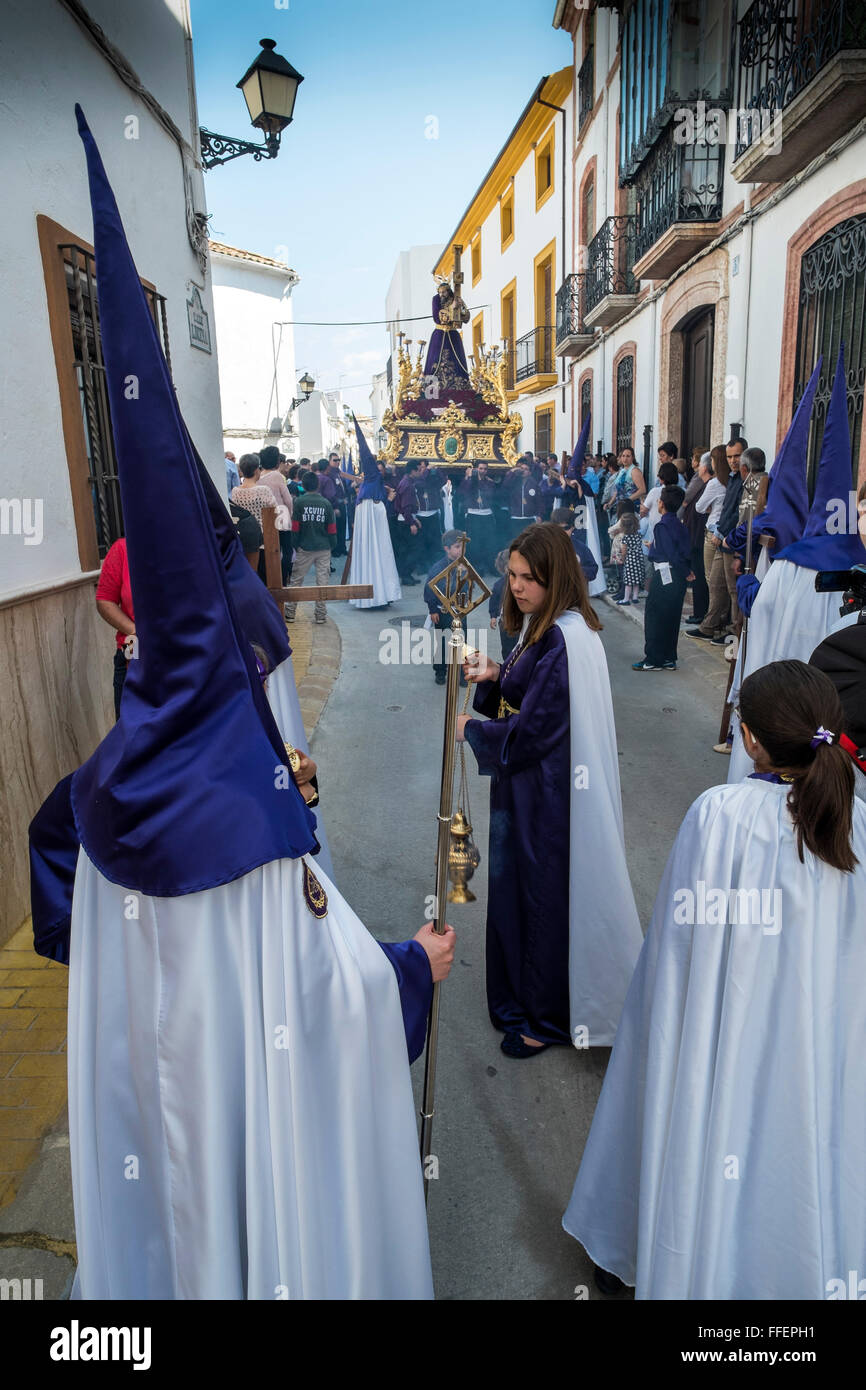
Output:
top-left (432, 68), bottom-right (575, 462)
top-left (298, 389), bottom-right (351, 462)
top-left (210, 241), bottom-right (300, 464)
top-left (552, 0), bottom-right (866, 486)
top-left (0, 0), bottom-right (223, 943)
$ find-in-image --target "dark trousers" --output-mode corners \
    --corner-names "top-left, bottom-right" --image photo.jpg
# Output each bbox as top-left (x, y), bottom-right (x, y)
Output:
top-left (689, 538), bottom-right (708, 623)
top-left (331, 503), bottom-right (347, 555)
top-left (279, 530), bottom-right (293, 584)
top-left (113, 647), bottom-right (127, 721)
top-left (505, 515), bottom-right (534, 546)
top-left (644, 567), bottom-right (688, 666)
top-left (416, 512), bottom-right (441, 566)
top-left (391, 518), bottom-right (419, 579)
top-left (464, 512), bottom-right (498, 573)
top-left (432, 613), bottom-right (468, 679)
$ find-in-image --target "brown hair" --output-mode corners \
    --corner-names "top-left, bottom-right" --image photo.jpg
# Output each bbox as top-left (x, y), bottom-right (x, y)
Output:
top-left (739, 660), bottom-right (857, 872)
top-left (711, 443), bottom-right (729, 487)
top-left (502, 522), bottom-right (602, 641)
top-left (619, 511), bottom-right (639, 535)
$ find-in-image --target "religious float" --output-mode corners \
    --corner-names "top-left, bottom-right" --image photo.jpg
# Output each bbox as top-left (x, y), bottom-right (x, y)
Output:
top-left (379, 243), bottom-right (523, 470)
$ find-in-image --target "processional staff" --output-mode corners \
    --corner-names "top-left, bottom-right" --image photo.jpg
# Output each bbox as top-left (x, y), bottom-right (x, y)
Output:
top-left (420, 532), bottom-right (490, 1203)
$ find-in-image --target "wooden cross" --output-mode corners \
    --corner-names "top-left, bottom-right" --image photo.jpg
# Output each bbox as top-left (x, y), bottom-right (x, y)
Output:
top-left (260, 507), bottom-right (372, 605)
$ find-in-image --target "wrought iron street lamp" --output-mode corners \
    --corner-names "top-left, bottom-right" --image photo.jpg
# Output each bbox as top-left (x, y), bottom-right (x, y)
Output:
top-left (200, 39), bottom-right (304, 170)
top-left (290, 372), bottom-right (316, 412)
top-left (377, 427), bottom-right (388, 454)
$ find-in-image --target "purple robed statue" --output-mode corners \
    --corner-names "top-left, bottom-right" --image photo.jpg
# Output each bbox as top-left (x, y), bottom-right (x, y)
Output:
top-left (424, 281), bottom-right (471, 392)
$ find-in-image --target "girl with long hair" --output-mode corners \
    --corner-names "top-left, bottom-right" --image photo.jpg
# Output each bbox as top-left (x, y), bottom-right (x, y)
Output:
top-left (456, 523), bottom-right (642, 1057)
top-left (565, 659), bottom-right (866, 1298)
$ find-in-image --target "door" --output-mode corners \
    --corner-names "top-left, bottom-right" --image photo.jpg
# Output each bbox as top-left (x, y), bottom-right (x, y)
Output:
top-left (681, 306), bottom-right (715, 458)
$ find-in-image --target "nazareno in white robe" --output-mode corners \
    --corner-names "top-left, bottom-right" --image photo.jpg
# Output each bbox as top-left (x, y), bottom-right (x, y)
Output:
top-left (728, 558), bottom-right (845, 783)
top-left (347, 498), bottom-right (401, 608)
top-left (563, 777), bottom-right (866, 1299)
top-left (68, 849), bottom-right (433, 1300)
top-left (556, 612), bottom-right (644, 1044)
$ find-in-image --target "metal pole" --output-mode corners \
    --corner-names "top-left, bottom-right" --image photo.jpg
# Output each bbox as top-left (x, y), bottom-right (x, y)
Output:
top-left (417, 537), bottom-right (490, 1203)
top-left (419, 612), bottom-right (463, 1200)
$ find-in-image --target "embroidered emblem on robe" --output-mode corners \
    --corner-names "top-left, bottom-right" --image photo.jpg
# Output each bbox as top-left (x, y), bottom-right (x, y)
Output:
top-left (303, 860), bottom-right (328, 919)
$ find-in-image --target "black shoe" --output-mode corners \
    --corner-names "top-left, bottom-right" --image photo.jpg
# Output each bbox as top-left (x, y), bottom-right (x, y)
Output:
top-left (711, 633), bottom-right (729, 645)
top-left (593, 1263), bottom-right (625, 1296)
top-left (434, 671), bottom-right (446, 685)
top-left (661, 660), bottom-right (677, 669)
top-left (687, 628), bottom-right (714, 640)
top-left (500, 1031), bottom-right (551, 1059)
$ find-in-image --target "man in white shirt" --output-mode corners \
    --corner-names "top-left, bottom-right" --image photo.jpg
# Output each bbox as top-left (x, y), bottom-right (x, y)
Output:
top-left (687, 455), bottom-right (730, 641)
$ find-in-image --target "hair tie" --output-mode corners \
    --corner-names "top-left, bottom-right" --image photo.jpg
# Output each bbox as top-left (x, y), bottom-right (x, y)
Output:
top-left (810, 726), bottom-right (835, 748)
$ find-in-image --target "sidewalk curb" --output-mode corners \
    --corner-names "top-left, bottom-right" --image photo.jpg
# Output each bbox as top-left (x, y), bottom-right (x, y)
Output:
top-left (296, 615), bottom-right (341, 737)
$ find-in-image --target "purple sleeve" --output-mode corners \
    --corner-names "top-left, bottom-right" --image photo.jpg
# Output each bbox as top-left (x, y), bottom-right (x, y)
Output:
top-left (736, 572), bottom-right (761, 617)
top-left (378, 940), bottom-right (433, 1063)
top-left (465, 637), bottom-right (570, 775)
top-left (29, 775), bottom-right (78, 964)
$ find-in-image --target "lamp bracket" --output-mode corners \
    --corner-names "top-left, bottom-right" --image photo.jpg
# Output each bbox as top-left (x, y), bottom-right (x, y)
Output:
top-left (200, 127), bottom-right (281, 170)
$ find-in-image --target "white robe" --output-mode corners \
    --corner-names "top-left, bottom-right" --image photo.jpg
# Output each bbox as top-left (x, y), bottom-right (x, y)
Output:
top-left (68, 850), bottom-right (433, 1300)
top-left (556, 612), bottom-right (644, 1044)
top-left (563, 778), bottom-right (866, 1299)
top-left (728, 559), bottom-right (844, 783)
top-left (348, 499), bottom-right (401, 608)
top-left (266, 657), bottom-right (335, 882)
top-left (582, 497), bottom-right (608, 598)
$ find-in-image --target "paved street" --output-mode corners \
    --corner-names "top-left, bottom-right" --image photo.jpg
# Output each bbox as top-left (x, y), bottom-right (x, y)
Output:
top-left (315, 586), bottom-right (729, 1301)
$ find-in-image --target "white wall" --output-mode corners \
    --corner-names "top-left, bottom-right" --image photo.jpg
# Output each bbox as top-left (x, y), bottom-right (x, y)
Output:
top-left (369, 370), bottom-right (389, 434)
top-left (385, 244), bottom-right (444, 362)
top-left (0, 0), bottom-right (223, 601)
top-left (211, 252), bottom-right (299, 459)
top-left (298, 390), bottom-right (347, 462)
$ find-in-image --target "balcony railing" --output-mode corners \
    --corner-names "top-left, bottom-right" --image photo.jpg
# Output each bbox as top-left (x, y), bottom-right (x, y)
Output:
top-left (503, 345), bottom-right (515, 391)
top-left (586, 216), bottom-right (637, 313)
top-left (734, 0), bottom-right (866, 159)
top-left (515, 326), bottom-right (554, 383)
top-left (578, 46), bottom-right (594, 130)
top-left (556, 273), bottom-right (588, 343)
top-left (633, 119), bottom-right (724, 265)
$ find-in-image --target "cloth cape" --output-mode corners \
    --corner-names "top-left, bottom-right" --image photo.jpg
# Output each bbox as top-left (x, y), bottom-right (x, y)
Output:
top-left (727, 558), bottom-right (849, 783)
top-left (563, 778), bottom-right (866, 1299)
top-left (67, 848), bottom-right (433, 1299)
top-left (556, 612), bottom-right (644, 1044)
top-left (347, 499), bottom-right (402, 608)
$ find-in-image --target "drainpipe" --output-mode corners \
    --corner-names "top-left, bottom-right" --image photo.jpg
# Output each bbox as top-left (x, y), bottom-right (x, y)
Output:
top-left (731, 184), bottom-right (755, 441)
top-left (537, 87), bottom-right (569, 433)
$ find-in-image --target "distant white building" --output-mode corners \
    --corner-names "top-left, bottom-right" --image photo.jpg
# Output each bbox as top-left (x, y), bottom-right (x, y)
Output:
top-left (298, 389), bottom-right (350, 462)
top-left (385, 244), bottom-right (446, 399)
top-left (369, 369), bottom-right (390, 441)
top-left (210, 240), bottom-right (300, 464)
top-left (0, 0), bottom-right (222, 945)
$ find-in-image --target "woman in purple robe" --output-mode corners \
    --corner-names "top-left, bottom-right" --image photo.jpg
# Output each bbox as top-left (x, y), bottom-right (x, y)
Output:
top-left (456, 523), bottom-right (642, 1059)
top-left (423, 281), bottom-right (470, 391)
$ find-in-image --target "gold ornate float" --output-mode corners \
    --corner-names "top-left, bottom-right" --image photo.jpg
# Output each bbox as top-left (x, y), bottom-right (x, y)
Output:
top-left (379, 243), bottom-right (522, 469)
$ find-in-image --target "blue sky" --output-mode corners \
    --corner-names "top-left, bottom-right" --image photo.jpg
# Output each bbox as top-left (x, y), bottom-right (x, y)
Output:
top-left (190, 0), bottom-right (568, 412)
